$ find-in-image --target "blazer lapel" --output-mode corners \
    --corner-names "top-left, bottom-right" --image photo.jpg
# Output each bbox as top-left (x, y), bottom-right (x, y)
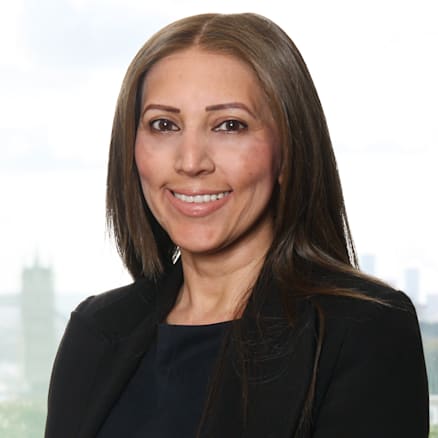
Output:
top-left (77, 311), bottom-right (157, 437)
top-left (46, 265), bottom-right (183, 438)
top-left (201, 287), bottom-right (318, 438)
top-left (78, 267), bottom-right (183, 437)
top-left (244, 300), bottom-right (317, 438)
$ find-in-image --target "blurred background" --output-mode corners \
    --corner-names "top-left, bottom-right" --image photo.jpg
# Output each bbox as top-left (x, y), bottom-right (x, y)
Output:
top-left (0, 0), bottom-right (437, 436)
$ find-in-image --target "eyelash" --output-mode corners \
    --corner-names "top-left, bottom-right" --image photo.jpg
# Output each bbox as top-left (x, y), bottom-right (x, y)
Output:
top-left (149, 119), bottom-right (179, 132)
top-left (213, 119), bottom-right (248, 133)
top-left (148, 118), bottom-right (248, 133)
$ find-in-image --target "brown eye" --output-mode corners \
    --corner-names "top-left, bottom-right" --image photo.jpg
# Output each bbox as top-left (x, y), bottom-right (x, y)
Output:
top-left (150, 119), bottom-right (179, 132)
top-left (214, 119), bottom-right (247, 132)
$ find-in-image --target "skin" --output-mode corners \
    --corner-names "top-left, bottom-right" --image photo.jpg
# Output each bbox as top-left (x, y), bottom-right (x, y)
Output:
top-left (135, 48), bottom-right (281, 324)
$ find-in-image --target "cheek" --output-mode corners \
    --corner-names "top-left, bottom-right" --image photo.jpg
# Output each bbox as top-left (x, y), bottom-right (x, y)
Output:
top-left (236, 144), bottom-right (279, 188)
top-left (135, 163), bottom-right (163, 223)
top-left (134, 145), bottom-right (157, 210)
top-left (248, 129), bottom-right (281, 184)
top-left (135, 141), bottom-right (156, 185)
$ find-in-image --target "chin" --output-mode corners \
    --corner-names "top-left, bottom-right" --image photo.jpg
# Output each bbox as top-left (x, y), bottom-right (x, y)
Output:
top-left (173, 235), bottom-right (229, 257)
top-left (176, 241), bottom-right (221, 256)
top-left (168, 225), bottom-right (223, 253)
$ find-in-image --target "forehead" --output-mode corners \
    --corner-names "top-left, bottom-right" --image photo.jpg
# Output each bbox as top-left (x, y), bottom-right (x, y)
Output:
top-left (141, 48), bottom-right (266, 107)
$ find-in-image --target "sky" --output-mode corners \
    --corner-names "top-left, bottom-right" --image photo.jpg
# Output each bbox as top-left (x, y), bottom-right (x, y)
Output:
top-left (0, 0), bottom-right (437, 302)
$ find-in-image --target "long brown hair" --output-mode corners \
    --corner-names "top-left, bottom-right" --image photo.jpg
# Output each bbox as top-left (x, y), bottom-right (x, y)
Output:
top-left (106, 12), bottom-right (384, 435)
top-left (107, 12), bottom-right (356, 279)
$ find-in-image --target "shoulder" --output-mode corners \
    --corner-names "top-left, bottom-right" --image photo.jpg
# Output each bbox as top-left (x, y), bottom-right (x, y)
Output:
top-left (70, 276), bottom-right (159, 338)
top-left (311, 272), bottom-right (422, 366)
top-left (307, 271), bottom-right (425, 382)
top-left (74, 277), bottom-right (156, 317)
top-left (314, 271), bottom-right (418, 330)
top-left (309, 273), bottom-right (429, 435)
top-left (68, 261), bottom-right (183, 337)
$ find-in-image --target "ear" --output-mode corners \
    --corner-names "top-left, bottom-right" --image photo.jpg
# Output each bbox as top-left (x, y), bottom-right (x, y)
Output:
top-left (277, 171), bottom-right (283, 185)
top-left (277, 160), bottom-right (284, 185)
top-left (274, 139), bottom-right (284, 185)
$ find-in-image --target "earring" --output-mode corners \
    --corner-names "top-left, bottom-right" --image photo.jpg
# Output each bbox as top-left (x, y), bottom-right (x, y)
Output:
top-left (172, 246), bottom-right (181, 264)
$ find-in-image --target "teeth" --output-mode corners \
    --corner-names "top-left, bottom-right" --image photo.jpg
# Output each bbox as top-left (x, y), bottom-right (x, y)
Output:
top-left (173, 191), bottom-right (230, 203)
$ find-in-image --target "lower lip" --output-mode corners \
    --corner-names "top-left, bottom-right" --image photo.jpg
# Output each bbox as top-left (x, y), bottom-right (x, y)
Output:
top-left (166, 190), bottom-right (231, 217)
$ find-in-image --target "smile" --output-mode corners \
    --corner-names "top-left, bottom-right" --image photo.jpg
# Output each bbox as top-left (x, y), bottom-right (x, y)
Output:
top-left (172, 191), bottom-right (231, 203)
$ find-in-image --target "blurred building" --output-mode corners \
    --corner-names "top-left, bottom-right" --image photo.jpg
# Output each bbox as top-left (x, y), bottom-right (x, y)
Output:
top-left (0, 294), bottom-right (22, 400)
top-left (20, 257), bottom-right (56, 396)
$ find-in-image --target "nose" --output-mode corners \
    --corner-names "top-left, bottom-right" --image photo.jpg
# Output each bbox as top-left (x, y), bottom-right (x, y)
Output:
top-left (174, 130), bottom-right (215, 176)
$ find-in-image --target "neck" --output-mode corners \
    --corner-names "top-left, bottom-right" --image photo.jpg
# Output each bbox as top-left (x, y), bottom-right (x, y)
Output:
top-left (166, 229), bottom-right (272, 325)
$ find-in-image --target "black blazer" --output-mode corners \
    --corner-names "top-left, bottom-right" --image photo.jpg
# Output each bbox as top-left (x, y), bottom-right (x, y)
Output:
top-left (45, 264), bottom-right (429, 437)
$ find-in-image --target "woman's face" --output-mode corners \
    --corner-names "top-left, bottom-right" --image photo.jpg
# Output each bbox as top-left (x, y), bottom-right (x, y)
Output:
top-left (135, 48), bottom-right (280, 258)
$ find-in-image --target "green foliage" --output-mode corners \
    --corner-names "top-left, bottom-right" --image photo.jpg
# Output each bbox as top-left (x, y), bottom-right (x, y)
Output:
top-left (430, 425), bottom-right (438, 437)
top-left (0, 398), bottom-right (46, 438)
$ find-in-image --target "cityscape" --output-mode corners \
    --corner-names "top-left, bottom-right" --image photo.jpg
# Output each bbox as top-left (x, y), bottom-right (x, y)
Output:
top-left (0, 254), bottom-right (437, 436)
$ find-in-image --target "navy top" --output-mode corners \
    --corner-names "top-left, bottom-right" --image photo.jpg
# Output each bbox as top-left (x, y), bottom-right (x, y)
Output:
top-left (97, 321), bottom-right (231, 438)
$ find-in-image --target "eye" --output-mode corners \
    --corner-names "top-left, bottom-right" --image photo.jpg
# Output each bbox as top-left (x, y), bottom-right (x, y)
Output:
top-left (149, 118), bottom-right (180, 132)
top-left (213, 119), bottom-right (248, 132)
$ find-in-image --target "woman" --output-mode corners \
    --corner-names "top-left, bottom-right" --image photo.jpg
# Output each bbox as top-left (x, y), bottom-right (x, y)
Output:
top-left (45, 13), bottom-right (429, 438)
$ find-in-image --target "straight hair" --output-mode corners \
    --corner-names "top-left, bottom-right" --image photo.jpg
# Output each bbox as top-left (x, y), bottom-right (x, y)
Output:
top-left (106, 13), bottom-right (387, 436)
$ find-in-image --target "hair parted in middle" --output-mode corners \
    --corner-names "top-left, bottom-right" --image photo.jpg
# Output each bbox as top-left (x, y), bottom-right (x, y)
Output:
top-left (106, 12), bottom-right (357, 281)
top-left (105, 14), bottom-right (387, 434)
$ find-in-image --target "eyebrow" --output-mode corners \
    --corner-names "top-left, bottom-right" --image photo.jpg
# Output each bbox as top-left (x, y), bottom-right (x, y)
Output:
top-left (205, 102), bottom-right (256, 119)
top-left (142, 102), bottom-right (256, 119)
top-left (142, 104), bottom-right (181, 115)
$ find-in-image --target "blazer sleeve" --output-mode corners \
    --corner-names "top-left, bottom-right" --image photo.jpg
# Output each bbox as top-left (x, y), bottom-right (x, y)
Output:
top-left (312, 295), bottom-right (429, 438)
